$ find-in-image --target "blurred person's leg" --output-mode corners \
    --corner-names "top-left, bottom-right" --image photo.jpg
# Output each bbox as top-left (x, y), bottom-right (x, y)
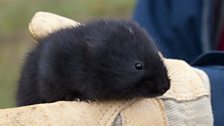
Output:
top-left (192, 52), bottom-right (224, 126)
top-left (133, 0), bottom-right (208, 62)
top-left (193, 52), bottom-right (224, 126)
top-left (199, 66), bottom-right (224, 126)
top-left (133, 0), bottom-right (224, 125)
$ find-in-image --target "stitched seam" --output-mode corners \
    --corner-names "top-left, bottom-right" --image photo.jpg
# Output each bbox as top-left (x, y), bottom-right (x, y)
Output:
top-left (97, 104), bottom-right (112, 126)
top-left (155, 99), bottom-right (168, 126)
top-left (105, 100), bottom-right (136, 126)
top-left (104, 104), bottom-right (123, 126)
top-left (122, 112), bottom-right (127, 126)
top-left (165, 92), bottom-right (208, 99)
top-left (97, 99), bottom-right (137, 126)
top-left (168, 86), bottom-right (207, 93)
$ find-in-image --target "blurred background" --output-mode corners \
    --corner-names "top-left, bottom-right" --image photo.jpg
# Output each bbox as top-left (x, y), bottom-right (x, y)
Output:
top-left (0, 0), bottom-right (136, 108)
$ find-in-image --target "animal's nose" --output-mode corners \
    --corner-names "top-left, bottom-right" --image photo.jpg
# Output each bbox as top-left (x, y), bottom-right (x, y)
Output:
top-left (159, 85), bottom-right (170, 94)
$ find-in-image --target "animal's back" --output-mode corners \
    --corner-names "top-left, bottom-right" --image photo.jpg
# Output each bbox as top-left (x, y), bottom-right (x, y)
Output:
top-left (16, 27), bottom-right (84, 106)
top-left (16, 43), bottom-right (43, 106)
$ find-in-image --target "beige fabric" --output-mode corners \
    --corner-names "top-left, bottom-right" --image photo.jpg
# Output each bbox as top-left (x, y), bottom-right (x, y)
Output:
top-left (163, 96), bottom-right (213, 126)
top-left (29, 11), bottom-right (81, 41)
top-left (0, 99), bottom-right (169, 126)
top-left (161, 60), bottom-right (213, 126)
top-left (120, 99), bottom-right (168, 126)
top-left (0, 12), bottom-right (214, 126)
top-left (162, 59), bottom-right (209, 101)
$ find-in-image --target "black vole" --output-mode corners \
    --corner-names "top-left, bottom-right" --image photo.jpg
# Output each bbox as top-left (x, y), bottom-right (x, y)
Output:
top-left (16, 20), bottom-right (170, 106)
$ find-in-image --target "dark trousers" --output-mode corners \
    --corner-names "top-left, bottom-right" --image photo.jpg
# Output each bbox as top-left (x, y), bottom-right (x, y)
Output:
top-left (133, 0), bottom-right (224, 125)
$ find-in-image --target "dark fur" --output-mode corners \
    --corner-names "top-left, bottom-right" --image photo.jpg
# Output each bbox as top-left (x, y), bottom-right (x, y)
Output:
top-left (16, 20), bottom-right (170, 106)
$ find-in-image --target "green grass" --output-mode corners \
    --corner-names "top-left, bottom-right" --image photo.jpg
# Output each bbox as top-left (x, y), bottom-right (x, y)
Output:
top-left (0, 0), bottom-right (136, 108)
top-left (0, 39), bottom-right (32, 108)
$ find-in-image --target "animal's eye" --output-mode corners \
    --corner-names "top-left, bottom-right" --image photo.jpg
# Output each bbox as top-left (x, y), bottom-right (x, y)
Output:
top-left (135, 63), bottom-right (143, 70)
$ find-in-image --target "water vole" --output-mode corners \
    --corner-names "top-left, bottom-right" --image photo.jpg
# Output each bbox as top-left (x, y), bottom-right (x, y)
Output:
top-left (16, 20), bottom-right (170, 106)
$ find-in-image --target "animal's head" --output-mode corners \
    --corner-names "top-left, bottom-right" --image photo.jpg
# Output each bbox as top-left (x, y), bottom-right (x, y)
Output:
top-left (39, 20), bottom-right (170, 101)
